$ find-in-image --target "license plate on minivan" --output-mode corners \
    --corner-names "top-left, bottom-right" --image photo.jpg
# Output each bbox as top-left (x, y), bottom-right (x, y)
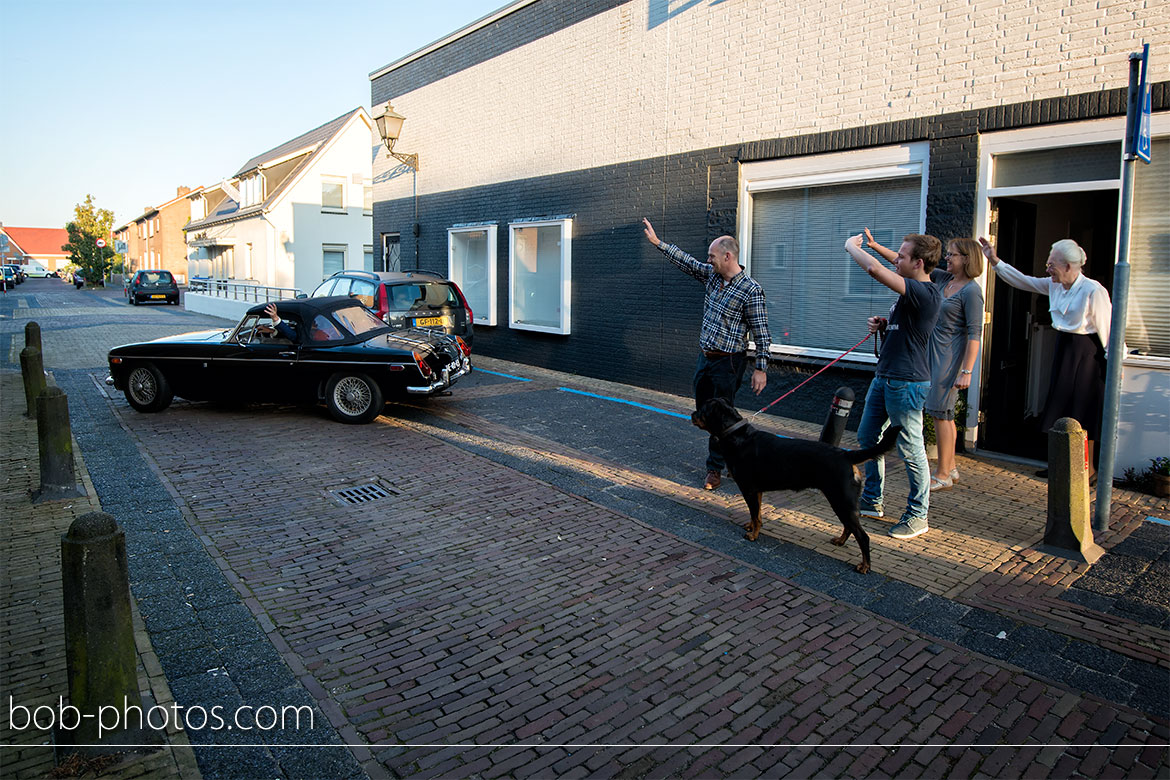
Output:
top-left (150, 294), bottom-right (166, 299)
top-left (414, 316), bottom-right (451, 328)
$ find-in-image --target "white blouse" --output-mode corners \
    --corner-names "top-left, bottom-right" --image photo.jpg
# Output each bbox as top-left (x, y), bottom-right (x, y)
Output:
top-left (992, 261), bottom-right (1113, 353)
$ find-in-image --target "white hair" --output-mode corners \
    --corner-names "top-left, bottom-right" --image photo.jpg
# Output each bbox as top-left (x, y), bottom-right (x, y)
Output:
top-left (1050, 239), bottom-right (1087, 267)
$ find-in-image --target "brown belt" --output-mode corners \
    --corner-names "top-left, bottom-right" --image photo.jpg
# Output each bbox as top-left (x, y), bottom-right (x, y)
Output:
top-left (703, 350), bottom-right (742, 359)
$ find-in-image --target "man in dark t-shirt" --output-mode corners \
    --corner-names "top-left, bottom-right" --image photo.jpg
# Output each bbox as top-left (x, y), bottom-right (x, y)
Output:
top-left (845, 232), bottom-right (942, 539)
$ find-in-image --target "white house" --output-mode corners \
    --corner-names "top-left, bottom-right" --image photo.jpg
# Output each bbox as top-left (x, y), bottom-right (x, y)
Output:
top-left (184, 108), bottom-right (375, 318)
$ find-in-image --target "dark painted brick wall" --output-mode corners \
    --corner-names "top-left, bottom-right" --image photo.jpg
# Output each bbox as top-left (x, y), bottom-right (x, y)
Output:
top-left (374, 83), bottom-right (1169, 427)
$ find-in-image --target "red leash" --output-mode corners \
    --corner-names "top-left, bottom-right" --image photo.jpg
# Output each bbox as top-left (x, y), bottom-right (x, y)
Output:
top-left (751, 332), bottom-right (874, 418)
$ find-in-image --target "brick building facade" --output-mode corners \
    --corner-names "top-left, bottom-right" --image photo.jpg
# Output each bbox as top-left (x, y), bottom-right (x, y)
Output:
top-left (369, 0), bottom-right (1169, 469)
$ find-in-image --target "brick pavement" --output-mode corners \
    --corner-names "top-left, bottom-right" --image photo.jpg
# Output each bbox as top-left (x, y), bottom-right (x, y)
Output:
top-left (3, 278), bottom-right (1169, 778)
top-left (0, 373), bottom-right (199, 779)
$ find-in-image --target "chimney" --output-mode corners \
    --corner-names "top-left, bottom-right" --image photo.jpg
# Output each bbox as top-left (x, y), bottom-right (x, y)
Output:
top-left (177, 186), bottom-right (192, 197)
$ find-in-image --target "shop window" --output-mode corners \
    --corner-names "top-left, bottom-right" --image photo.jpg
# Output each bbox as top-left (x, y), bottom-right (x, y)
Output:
top-left (508, 219), bottom-right (571, 334)
top-left (449, 224), bottom-right (497, 325)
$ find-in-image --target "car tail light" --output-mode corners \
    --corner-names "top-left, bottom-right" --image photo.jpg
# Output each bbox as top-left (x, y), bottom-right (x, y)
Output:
top-left (413, 351), bottom-right (432, 377)
top-left (376, 284), bottom-right (389, 321)
top-left (454, 336), bottom-right (471, 357)
top-left (450, 282), bottom-right (472, 324)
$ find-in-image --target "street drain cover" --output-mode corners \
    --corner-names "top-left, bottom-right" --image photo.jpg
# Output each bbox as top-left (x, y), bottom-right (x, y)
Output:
top-left (328, 483), bottom-right (398, 505)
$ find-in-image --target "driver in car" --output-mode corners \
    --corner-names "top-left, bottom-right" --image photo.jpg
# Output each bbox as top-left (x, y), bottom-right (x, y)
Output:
top-left (262, 303), bottom-right (297, 341)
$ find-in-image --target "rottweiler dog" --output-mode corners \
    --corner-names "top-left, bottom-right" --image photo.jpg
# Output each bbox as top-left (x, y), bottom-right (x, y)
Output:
top-left (691, 397), bottom-right (902, 574)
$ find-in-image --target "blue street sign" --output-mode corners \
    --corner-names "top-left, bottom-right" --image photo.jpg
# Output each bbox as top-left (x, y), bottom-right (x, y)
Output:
top-left (1134, 44), bottom-right (1152, 164)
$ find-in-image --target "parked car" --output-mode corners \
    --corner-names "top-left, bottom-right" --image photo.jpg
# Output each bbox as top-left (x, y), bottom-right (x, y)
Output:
top-left (20, 264), bottom-right (51, 278)
top-left (1, 265), bottom-right (16, 290)
top-left (106, 296), bottom-right (472, 424)
top-left (125, 269), bottom-right (180, 305)
top-left (3, 264), bottom-right (24, 284)
top-left (310, 270), bottom-right (474, 347)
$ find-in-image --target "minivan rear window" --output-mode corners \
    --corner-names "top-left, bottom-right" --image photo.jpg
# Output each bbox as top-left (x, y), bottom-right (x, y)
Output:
top-left (387, 282), bottom-right (457, 313)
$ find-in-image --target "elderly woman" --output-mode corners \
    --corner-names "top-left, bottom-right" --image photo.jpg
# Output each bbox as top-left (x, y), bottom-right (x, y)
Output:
top-left (865, 232), bottom-right (984, 490)
top-left (978, 237), bottom-right (1113, 480)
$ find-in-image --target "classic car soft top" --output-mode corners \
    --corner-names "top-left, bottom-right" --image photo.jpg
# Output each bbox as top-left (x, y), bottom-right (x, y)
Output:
top-left (246, 295), bottom-right (364, 320)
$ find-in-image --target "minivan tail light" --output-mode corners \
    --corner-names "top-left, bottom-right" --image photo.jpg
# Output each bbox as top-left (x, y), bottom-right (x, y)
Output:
top-left (377, 284), bottom-right (389, 320)
top-left (413, 351), bottom-right (432, 377)
top-left (450, 282), bottom-right (472, 324)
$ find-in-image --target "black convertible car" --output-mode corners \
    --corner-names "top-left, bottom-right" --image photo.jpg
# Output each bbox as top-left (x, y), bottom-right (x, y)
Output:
top-left (106, 296), bottom-right (471, 424)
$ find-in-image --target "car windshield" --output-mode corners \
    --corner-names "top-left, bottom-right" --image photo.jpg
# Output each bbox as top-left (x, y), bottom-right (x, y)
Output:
top-left (387, 282), bottom-right (458, 313)
top-left (330, 303), bottom-right (390, 338)
top-left (138, 271), bottom-right (174, 284)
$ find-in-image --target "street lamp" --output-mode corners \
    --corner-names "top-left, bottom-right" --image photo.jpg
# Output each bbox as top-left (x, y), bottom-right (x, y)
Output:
top-left (375, 102), bottom-right (420, 170)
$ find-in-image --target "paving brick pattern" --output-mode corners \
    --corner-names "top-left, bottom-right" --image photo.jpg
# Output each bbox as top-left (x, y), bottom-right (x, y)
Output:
top-left (3, 279), bottom-right (1168, 779)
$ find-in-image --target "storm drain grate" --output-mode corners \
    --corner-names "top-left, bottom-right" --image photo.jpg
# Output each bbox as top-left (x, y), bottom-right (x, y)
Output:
top-left (328, 483), bottom-right (399, 506)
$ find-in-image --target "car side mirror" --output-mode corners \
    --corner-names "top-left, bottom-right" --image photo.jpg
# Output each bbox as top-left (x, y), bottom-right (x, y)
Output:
top-left (296, 293), bottom-right (308, 299)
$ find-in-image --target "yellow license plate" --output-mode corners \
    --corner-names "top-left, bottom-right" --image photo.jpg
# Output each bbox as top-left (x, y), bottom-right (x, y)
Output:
top-left (414, 316), bottom-right (450, 328)
top-left (150, 294), bottom-right (166, 299)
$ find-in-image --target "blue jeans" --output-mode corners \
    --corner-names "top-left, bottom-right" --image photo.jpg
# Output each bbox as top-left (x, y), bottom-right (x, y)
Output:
top-left (857, 377), bottom-right (931, 520)
top-left (693, 351), bottom-right (748, 472)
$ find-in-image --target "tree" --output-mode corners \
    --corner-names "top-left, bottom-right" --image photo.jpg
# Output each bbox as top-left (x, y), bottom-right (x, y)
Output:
top-left (63, 194), bottom-right (115, 284)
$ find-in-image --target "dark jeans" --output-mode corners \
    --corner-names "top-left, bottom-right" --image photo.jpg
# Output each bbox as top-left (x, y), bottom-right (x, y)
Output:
top-left (693, 351), bottom-right (748, 472)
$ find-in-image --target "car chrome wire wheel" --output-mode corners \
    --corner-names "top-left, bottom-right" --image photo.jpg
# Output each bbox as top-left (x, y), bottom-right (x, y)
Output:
top-left (127, 367), bottom-right (157, 404)
top-left (332, 376), bottom-right (372, 416)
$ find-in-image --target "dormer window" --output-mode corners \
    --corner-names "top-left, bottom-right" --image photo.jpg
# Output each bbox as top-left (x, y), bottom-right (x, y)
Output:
top-left (240, 175), bottom-right (263, 208)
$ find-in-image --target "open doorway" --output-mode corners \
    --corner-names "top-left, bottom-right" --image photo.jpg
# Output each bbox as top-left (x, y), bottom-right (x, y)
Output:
top-left (979, 190), bottom-right (1118, 460)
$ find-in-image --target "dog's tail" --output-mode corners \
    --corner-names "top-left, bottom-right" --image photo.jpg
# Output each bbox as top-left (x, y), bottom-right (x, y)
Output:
top-left (845, 425), bottom-right (903, 464)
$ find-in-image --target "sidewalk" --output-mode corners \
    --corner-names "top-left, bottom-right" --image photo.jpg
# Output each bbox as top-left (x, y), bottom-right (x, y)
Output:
top-left (0, 373), bottom-right (199, 779)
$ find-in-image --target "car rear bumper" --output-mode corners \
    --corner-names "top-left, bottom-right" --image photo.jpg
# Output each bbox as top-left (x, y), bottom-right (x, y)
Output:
top-left (405, 356), bottom-right (471, 394)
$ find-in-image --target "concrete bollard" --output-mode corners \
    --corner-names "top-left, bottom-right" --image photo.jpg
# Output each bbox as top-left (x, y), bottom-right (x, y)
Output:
top-left (25, 320), bottom-right (42, 353)
top-left (1038, 417), bottom-right (1104, 563)
top-left (20, 345), bottom-right (47, 418)
top-left (819, 386), bottom-right (855, 448)
top-left (32, 385), bottom-right (82, 502)
top-left (60, 512), bottom-right (141, 746)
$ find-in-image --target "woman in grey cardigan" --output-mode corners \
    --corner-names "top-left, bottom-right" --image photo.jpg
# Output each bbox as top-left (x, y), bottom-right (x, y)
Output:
top-left (864, 232), bottom-right (984, 490)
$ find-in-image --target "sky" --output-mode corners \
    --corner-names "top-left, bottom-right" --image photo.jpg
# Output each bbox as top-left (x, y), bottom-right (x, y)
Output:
top-left (0, 0), bottom-right (507, 230)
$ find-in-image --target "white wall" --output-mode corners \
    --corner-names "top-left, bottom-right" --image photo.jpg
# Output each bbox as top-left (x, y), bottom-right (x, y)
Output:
top-left (276, 114), bottom-right (374, 295)
top-left (376, 0), bottom-right (1169, 204)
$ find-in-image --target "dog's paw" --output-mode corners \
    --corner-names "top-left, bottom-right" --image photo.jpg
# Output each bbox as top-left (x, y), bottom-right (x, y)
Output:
top-left (830, 533), bottom-right (847, 547)
top-left (855, 561), bottom-right (871, 574)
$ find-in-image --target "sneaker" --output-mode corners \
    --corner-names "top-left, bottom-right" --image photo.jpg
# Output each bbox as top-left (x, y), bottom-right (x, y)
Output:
top-left (704, 470), bottom-right (722, 490)
top-left (888, 516), bottom-right (929, 539)
top-left (859, 506), bottom-right (884, 520)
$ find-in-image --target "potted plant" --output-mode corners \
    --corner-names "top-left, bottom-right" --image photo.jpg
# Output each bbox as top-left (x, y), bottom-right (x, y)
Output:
top-left (1151, 456), bottom-right (1170, 498)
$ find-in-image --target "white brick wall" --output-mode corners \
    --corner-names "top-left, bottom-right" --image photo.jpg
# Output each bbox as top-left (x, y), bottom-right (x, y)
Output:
top-left (375, 0), bottom-right (1168, 200)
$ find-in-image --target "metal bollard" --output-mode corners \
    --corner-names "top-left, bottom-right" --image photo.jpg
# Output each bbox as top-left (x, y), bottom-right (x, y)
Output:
top-left (32, 385), bottom-right (82, 502)
top-left (1038, 417), bottom-right (1104, 563)
top-left (819, 386), bottom-right (855, 447)
top-left (60, 512), bottom-right (141, 746)
top-left (20, 345), bottom-right (46, 418)
top-left (25, 320), bottom-right (42, 353)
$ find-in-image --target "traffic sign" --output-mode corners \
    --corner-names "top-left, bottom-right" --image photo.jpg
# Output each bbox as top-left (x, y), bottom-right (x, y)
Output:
top-left (1135, 44), bottom-right (1152, 164)
top-left (115, 240), bottom-right (128, 254)
top-left (96, 238), bottom-right (107, 248)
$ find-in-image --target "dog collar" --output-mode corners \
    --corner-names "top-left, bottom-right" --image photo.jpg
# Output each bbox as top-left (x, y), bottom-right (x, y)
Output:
top-left (718, 419), bottom-right (749, 439)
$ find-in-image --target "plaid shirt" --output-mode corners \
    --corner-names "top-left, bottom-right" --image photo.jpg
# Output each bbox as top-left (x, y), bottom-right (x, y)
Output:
top-left (659, 243), bottom-right (771, 371)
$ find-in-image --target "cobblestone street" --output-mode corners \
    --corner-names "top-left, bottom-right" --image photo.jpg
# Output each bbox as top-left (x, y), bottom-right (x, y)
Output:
top-left (2, 278), bottom-right (1167, 779)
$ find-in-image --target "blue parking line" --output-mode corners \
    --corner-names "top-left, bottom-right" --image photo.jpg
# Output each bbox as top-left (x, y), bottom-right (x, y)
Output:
top-left (556, 387), bottom-right (691, 420)
top-left (1146, 515), bottom-right (1170, 527)
top-left (477, 368), bottom-right (532, 382)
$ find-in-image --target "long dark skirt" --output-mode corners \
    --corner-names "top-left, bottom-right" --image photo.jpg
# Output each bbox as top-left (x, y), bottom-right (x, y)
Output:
top-left (1040, 331), bottom-right (1106, 442)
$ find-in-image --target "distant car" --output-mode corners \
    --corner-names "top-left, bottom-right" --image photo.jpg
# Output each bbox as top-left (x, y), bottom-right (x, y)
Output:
top-left (1, 266), bottom-right (16, 290)
top-left (106, 296), bottom-right (472, 424)
top-left (125, 269), bottom-right (180, 305)
top-left (20, 264), bottom-right (50, 278)
top-left (310, 270), bottom-right (474, 348)
top-left (2, 264), bottom-right (24, 284)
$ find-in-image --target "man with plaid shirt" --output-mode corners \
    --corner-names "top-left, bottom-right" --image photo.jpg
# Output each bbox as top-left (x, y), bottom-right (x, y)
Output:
top-left (643, 217), bottom-right (771, 491)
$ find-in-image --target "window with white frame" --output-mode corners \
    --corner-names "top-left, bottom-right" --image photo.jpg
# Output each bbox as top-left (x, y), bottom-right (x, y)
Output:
top-left (1129, 136), bottom-right (1169, 357)
top-left (363, 181), bottom-right (373, 214)
top-left (363, 245), bottom-right (373, 270)
top-left (322, 244), bottom-right (346, 277)
top-left (449, 224), bottom-right (497, 325)
top-left (240, 175), bottom-right (262, 208)
top-left (321, 177), bottom-right (344, 212)
top-left (509, 219), bottom-right (571, 334)
top-left (742, 143), bottom-right (928, 361)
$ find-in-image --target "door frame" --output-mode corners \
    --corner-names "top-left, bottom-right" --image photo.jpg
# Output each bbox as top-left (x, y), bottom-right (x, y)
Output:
top-left (970, 114), bottom-right (1170, 451)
